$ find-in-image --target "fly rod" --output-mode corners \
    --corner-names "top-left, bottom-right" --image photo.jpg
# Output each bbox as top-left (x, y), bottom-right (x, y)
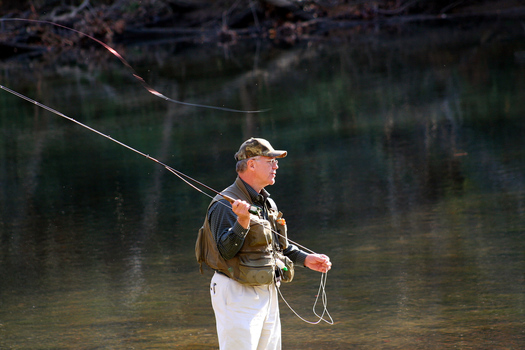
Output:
top-left (1, 84), bottom-right (333, 325)
top-left (0, 83), bottom-right (260, 215)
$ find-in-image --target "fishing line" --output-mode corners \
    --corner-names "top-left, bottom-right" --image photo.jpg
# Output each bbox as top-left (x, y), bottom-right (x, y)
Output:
top-left (0, 18), bottom-right (268, 114)
top-left (0, 83), bottom-right (333, 325)
top-left (255, 198), bottom-right (333, 325)
top-left (278, 272), bottom-right (333, 325)
top-left (269, 233), bottom-right (333, 325)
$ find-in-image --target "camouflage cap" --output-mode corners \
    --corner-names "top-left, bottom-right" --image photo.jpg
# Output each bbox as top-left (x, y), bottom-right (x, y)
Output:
top-left (234, 138), bottom-right (287, 161)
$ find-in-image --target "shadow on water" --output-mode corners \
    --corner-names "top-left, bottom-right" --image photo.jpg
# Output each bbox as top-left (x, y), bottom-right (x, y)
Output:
top-left (1, 19), bottom-right (525, 349)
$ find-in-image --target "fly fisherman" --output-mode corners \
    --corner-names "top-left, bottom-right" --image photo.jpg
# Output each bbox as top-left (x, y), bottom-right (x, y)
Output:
top-left (196, 137), bottom-right (332, 350)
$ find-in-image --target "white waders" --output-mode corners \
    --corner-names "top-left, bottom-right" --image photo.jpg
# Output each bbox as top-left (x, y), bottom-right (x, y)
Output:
top-left (210, 272), bottom-right (281, 350)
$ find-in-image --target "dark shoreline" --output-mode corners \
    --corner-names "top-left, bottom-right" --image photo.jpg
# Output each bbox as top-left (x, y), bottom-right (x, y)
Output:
top-left (1, 1), bottom-right (524, 59)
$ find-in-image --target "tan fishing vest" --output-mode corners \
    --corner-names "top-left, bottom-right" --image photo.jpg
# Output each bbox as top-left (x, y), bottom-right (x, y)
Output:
top-left (195, 177), bottom-right (294, 286)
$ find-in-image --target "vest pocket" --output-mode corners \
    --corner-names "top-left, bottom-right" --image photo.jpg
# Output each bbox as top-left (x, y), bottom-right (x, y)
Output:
top-left (245, 218), bottom-right (272, 246)
top-left (275, 251), bottom-right (294, 283)
top-left (237, 254), bottom-right (274, 285)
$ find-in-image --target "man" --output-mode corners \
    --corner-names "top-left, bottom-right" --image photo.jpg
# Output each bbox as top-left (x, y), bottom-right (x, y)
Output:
top-left (196, 137), bottom-right (331, 350)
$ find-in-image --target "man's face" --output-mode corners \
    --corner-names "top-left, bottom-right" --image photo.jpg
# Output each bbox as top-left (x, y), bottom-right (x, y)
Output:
top-left (251, 156), bottom-right (279, 188)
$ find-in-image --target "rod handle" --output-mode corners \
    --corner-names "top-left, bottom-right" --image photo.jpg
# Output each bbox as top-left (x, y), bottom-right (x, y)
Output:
top-left (221, 194), bottom-right (261, 215)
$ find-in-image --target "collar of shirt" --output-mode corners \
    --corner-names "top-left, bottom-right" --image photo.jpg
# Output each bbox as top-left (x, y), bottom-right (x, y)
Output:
top-left (239, 178), bottom-right (270, 206)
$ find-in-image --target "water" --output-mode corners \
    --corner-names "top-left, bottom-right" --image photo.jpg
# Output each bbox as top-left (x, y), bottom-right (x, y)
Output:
top-left (1, 20), bottom-right (525, 349)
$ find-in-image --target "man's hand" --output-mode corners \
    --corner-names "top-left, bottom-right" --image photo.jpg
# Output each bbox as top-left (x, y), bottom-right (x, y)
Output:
top-left (232, 199), bottom-right (252, 229)
top-left (304, 254), bottom-right (332, 273)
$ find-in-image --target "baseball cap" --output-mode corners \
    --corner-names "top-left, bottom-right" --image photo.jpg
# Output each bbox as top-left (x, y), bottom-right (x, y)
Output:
top-left (234, 138), bottom-right (287, 161)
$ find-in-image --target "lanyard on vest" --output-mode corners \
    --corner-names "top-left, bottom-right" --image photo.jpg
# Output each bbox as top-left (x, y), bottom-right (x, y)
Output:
top-left (261, 198), bottom-right (282, 252)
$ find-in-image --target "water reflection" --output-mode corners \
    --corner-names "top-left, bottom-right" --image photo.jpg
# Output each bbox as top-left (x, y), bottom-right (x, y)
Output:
top-left (1, 21), bottom-right (525, 349)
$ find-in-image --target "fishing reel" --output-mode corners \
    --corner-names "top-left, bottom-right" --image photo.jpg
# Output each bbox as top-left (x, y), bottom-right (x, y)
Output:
top-left (249, 205), bottom-right (262, 216)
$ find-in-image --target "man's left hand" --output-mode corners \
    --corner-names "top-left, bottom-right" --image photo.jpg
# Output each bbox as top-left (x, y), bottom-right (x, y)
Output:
top-left (304, 254), bottom-right (332, 273)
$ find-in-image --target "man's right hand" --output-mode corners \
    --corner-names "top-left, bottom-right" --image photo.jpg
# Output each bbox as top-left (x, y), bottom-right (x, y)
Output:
top-left (232, 199), bottom-right (251, 229)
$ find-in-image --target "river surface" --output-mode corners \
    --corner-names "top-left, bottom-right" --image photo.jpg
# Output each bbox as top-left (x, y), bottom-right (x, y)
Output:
top-left (1, 19), bottom-right (524, 349)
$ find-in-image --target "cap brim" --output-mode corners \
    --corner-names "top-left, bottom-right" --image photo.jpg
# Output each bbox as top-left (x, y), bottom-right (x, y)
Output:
top-left (269, 150), bottom-right (287, 158)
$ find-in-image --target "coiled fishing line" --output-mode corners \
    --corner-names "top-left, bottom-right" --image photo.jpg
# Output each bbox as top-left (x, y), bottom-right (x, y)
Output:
top-left (277, 271), bottom-right (333, 325)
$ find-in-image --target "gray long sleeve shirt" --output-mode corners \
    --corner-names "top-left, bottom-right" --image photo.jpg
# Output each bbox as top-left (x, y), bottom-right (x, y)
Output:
top-left (208, 179), bottom-right (308, 267)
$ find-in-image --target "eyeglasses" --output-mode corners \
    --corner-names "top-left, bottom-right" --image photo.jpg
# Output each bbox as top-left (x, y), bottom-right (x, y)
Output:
top-left (253, 157), bottom-right (278, 166)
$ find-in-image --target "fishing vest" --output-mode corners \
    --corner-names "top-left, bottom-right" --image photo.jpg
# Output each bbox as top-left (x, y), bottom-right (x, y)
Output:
top-left (195, 177), bottom-right (294, 286)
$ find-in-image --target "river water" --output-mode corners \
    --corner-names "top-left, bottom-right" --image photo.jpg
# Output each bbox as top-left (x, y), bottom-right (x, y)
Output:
top-left (1, 19), bottom-right (524, 349)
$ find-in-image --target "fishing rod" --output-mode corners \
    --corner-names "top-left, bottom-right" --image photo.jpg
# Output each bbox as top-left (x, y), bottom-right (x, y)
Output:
top-left (0, 82), bottom-right (324, 257)
top-left (0, 83), bottom-right (261, 215)
top-left (0, 84), bottom-right (333, 325)
top-left (0, 18), bottom-right (267, 114)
